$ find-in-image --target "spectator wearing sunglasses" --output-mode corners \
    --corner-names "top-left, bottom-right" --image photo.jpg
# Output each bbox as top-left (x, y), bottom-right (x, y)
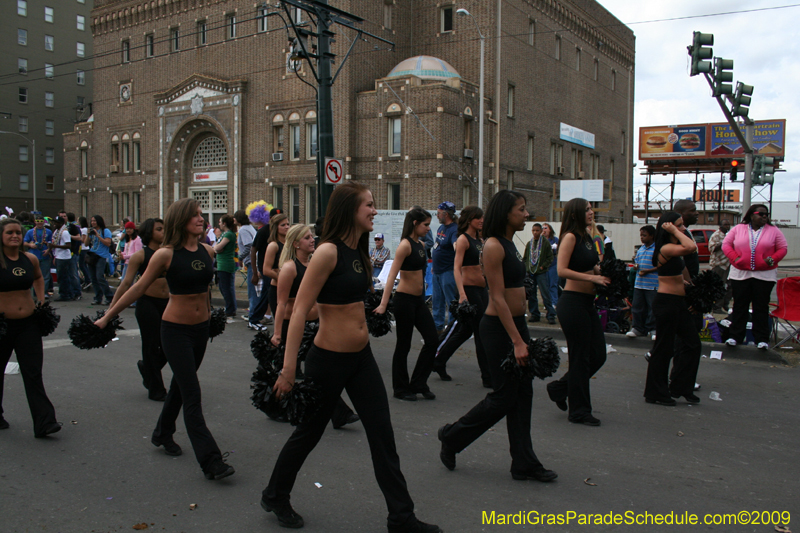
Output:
top-left (722, 204), bottom-right (787, 349)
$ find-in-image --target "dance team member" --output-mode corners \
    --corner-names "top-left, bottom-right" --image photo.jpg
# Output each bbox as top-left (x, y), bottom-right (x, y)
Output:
top-left (644, 212), bottom-right (701, 406)
top-left (432, 206), bottom-right (491, 386)
top-left (262, 214), bottom-right (290, 326)
top-left (264, 183), bottom-right (441, 532)
top-left (270, 224), bottom-right (359, 429)
top-left (546, 198), bottom-right (609, 426)
top-left (97, 199), bottom-right (234, 481)
top-left (376, 207), bottom-right (438, 402)
top-left (437, 191), bottom-right (557, 483)
top-left (0, 218), bottom-right (61, 437)
top-left (109, 218), bottom-right (169, 401)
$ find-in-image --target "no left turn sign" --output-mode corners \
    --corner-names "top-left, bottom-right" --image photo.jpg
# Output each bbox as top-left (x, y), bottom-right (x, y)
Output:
top-left (324, 158), bottom-right (344, 185)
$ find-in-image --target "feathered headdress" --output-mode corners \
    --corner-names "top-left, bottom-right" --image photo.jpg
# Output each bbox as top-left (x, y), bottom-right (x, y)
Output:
top-left (246, 200), bottom-right (273, 225)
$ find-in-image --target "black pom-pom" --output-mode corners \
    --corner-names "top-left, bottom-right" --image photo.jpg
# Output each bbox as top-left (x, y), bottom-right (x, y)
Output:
top-left (524, 276), bottom-right (535, 300)
top-left (686, 270), bottom-right (725, 314)
top-left (208, 308), bottom-right (226, 341)
top-left (282, 380), bottom-right (324, 426)
top-left (34, 301), bottom-right (61, 337)
top-left (448, 299), bottom-right (478, 323)
top-left (364, 290), bottom-right (393, 337)
top-left (0, 313), bottom-right (7, 340)
top-left (501, 337), bottom-right (561, 380)
top-left (250, 363), bottom-right (281, 417)
top-left (298, 321), bottom-right (319, 362)
top-left (596, 258), bottom-right (630, 300)
top-left (67, 311), bottom-right (124, 350)
top-left (250, 329), bottom-right (282, 367)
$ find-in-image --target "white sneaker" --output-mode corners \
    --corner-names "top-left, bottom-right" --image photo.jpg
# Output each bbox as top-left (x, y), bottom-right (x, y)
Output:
top-left (757, 342), bottom-right (769, 350)
top-left (719, 319), bottom-right (731, 327)
top-left (248, 322), bottom-right (267, 331)
top-left (725, 338), bottom-right (737, 346)
top-left (651, 334), bottom-right (656, 341)
top-left (226, 318), bottom-right (235, 324)
top-left (626, 330), bottom-right (638, 338)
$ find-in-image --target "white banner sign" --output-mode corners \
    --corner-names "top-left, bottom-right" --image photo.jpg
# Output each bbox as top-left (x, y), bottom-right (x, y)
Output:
top-left (560, 123), bottom-right (595, 149)
top-left (560, 180), bottom-right (604, 202)
top-left (194, 171), bottom-right (227, 182)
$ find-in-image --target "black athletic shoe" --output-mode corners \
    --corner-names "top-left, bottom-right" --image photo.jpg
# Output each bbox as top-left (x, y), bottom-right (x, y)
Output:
top-left (148, 390), bottom-right (167, 402)
top-left (645, 397), bottom-right (677, 407)
top-left (261, 498), bottom-right (304, 528)
top-left (419, 390), bottom-right (436, 400)
top-left (672, 393), bottom-right (701, 404)
top-left (511, 467), bottom-right (558, 482)
top-left (203, 456), bottom-right (235, 480)
top-left (332, 412), bottom-right (360, 430)
top-left (151, 435), bottom-right (182, 456)
top-left (393, 391), bottom-right (417, 401)
top-left (568, 415), bottom-right (601, 426)
top-left (388, 516), bottom-right (443, 533)
top-left (437, 424), bottom-right (456, 471)
top-left (546, 381), bottom-right (568, 412)
top-left (137, 360), bottom-right (150, 390)
top-left (434, 367), bottom-right (452, 382)
top-left (0, 415), bottom-right (9, 430)
top-left (34, 422), bottom-right (62, 438)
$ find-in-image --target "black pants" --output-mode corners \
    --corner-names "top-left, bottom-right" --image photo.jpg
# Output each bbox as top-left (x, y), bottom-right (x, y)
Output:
top-left (645, 293), bottom-right (702, 400)
top-left (249, 283), bottom-right (271, 323)
top-left (551, 291), bottom-right (607, 421)
top-left (154, 320), bottom-right (222, 471)
top-left (0, 315), bottom-right (58, 434)
top-left (730, 278), bottom-right (775, 344)
top-left (391, 292), bottom-right (438, 395)
top-left (433, 285), bottom-right (490, 382)
top-left (439, 315), bottom-right (544, 473)
top-left (264, 343), bottom-right (416, 529)
top-left (135, 295), bottom-right (168, 397)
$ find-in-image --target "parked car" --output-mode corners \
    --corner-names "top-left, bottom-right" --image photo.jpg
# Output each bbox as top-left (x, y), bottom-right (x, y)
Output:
top-left (691, 229), bottom-right (715, 263)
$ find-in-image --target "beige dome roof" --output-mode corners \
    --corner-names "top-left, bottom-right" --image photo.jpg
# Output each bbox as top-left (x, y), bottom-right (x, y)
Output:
top-left (387, 56), bottom-right (461, 80)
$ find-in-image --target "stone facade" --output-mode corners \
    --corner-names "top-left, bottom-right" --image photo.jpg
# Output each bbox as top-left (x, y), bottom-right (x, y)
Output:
top-left (64, 0), bottom-right (635, 225)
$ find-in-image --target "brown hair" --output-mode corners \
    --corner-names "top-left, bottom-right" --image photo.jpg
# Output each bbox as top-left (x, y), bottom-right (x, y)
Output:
top-left (269, 213), bottom-right (288, 244)
top-left (0, 218), bottom-right (23, 270)
top-left (559, 197), bottom-right (591, 241)
top-left (457, 205), bottom-right (484, 235)
top-left (320, 182), bottom-right (372, 287)
top-left (162, 198), bottom-right (200, 250)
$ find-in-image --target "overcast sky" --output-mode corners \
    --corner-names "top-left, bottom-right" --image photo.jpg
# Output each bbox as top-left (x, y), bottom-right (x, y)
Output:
top-left (598, 0), bottom-right (799, 204)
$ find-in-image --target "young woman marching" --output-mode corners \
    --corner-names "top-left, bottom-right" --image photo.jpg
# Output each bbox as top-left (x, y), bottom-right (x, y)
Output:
top-left (0, 218), bottom-right (61, 437)
top-left (376, 207), bottom-right (439, 402)
top-left (96, 199), bottom-right (234, 481)
top-left (109, 218), bottom-right (169, 401)
top-left (263, 183), bottom-right (441, 533)
top-left (432, 206), bottom-right (491, 387)
top-left (262, 213), bottom-right (290, 328)
top-left (436, 191), bottom-right (556, 482)
top-left (644, 212), bottom-right (700, 406)
top-left (270, 224), bottom-right (359, 429)
top-left (545, 198), bottom-right (610, 426)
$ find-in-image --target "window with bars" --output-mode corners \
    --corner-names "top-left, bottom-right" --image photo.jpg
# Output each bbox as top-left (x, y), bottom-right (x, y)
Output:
top-left (212, 190), bottom-right (228, 211)
top-left (192, 190), bottom-right (210, 210)
top-left (192, 137), bottom-right (227, 168)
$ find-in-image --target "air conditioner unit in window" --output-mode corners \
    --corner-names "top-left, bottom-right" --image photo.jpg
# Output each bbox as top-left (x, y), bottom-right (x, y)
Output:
top-left (578, 171), bottom-right (585, 179)
top-left (109, 164), bottom-right (119, 173)
top-left (272, 152), bottom-right (284, 162)
top-left (556, 166), bottom-right (565, 176)
top-left (464, 148), bottom-right (474, 159)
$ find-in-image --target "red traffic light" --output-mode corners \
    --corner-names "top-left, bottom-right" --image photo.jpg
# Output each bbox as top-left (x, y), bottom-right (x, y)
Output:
top-left (731, 160), bottom-right (740, 168)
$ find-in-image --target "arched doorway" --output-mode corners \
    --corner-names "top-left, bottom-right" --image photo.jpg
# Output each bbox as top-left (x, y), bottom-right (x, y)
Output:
top-left (188, 134), bottom-right (229, 227)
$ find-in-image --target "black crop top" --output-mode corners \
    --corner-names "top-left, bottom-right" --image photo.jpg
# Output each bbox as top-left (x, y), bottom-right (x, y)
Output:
top-left (289, 258), bottom-right (307, 298)
top-left (399, 238), bottom-right (427, 271)
top-left (498, 238), bottom-right (525, 289)
top-left (656, 254), bottom-right (685, 277)
top-left (165, 245), bottom-right (213, 295)
top-left (0, 252), bottom-right (35, 292)
top-left (317, 242), bottom-right (369, 305)
top-left (567, 233), bottom-right (600, 272)
top-left (462, 234), bottom-right (482, 267)
top-left (138, 246), bottom-right (166, 278)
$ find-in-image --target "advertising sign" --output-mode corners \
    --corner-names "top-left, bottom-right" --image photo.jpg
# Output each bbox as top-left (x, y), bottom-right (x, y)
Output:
top-left (560, 123), bottom-right (595, 149)
top-left (560, 180), bottom-right (604, 202)
top-left (695, 189), bottom-right (740, 203)
top-left (709, 119), bottom-right (786, 157)
top-left (194, 171), bottom-right (227, 182)
top-left (640, 125), bottom-right (707, 159)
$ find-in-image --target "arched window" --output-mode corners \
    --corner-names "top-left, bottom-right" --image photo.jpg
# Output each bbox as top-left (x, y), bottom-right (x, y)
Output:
top-left (192, 136), bottom-right (227, 168)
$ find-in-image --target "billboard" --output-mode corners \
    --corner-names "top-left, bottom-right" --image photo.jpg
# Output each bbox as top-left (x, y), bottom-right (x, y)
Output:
top-left (639, 119), bottom-right (786, 160)
top-left (695, 189), bottom-right (740, 203)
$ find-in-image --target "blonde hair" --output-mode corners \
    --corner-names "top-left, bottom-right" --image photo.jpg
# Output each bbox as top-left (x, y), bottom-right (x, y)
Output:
top-left (279, 224), bottom-right (313, 266)
top-left (162, 198), bottom-right (200, 249)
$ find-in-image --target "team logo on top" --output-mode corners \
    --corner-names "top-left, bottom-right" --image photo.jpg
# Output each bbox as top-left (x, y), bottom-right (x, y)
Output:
top-left (476, 243), bottom-right (483, 252)
top-left (419, 249), bottom-right (425, 258)
top-left (12, 267), bottom-right (26, 277)
top-left (191, 260), bottom-right (205, 271)
top-left (353, 260), bottom-right (364, 274)
top-left (516, 252), bottom-right (523, 262)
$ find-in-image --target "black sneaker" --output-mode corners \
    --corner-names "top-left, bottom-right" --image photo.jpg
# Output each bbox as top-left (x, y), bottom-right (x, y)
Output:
top-left (437, 424), bottom-right (456, 471)
top-left (388, 516), bottom-right (443, 533)
top-left (137, 360), bottom-right (150, 390)
top-left (204, 455), bottom-right (235, 480)
top-left (0, 415), bottom-right (9, 430)
top-left (434, 366), bottom-right (452, 382)
top-left (151, 435), bottom-right (182, 456)
top-left (568, 415), bottom-right (601, 426)
top-left (332, 412), bottom-right (360, 430)
top-left (34, 421), bottom-right (62, 438)
top-left (148, 390), bottom-right (167, 402)
top-left (393, 391), bottom-right (417, 401)
top-left (511, 467), bottom-right (558, 482)
top-left (419, 390), bottom-right (436, 400)
top-left (546, 381), bottom-right (567, 412)
top-left (261, 498), bottom-right (304, 528)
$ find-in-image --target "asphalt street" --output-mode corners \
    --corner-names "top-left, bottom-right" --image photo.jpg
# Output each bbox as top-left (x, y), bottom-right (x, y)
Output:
top-left (1, 300), bottom-right (799, 533)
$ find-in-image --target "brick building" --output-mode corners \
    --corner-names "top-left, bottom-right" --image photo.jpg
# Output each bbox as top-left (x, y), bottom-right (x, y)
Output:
top-left (63, 0), bottom-right (635, 226)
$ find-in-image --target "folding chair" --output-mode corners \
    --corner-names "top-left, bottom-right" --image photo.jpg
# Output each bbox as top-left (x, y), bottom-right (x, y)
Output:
top-left (239, 265), bottom-right (249, 287)
top-left (770, 276), bottom-right (800, 349)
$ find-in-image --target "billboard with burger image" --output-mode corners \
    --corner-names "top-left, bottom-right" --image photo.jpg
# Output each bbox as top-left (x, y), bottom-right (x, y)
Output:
top-left (640, 125), bottom-right (707, 159)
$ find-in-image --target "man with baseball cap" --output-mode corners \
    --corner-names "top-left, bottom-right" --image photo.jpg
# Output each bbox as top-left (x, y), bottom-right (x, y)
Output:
top-left (370, 233), bottom-right (390, 277)
top-left (432, 201), bottom-right (459, 333)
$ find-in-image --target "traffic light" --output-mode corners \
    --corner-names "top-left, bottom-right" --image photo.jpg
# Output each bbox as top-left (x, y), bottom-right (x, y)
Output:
top-left (713, 58), bottom-right (734, 96)
top-left (729, 159), bottom-right (740, 181)
top-left (732, 82), bottom-right (753, 118)
top-left (689, 32), bottom-right (713, 76)
top-left (761, 155), bottom-right (775, 185)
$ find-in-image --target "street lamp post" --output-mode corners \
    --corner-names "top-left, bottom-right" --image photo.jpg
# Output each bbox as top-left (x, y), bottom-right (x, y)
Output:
top-left (457, 8), bottom-right (485, 208)
top-left (0, 130), bottom-right (36, 212)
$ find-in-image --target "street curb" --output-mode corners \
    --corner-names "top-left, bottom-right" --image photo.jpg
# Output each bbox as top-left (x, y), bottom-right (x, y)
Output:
top-left (528, 325), bottom-right (789, 365)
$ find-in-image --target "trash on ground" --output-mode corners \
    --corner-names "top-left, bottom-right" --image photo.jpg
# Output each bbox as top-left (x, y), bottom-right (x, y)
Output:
top-left (709, 391), bottom-right (722, 401)
top-left (4, 362), bottom-right (20, 375)
top-left (709, 351), bottom-right (722, 360)
top-left (583, 478), bottom-right (597, 486)
top-left (677, 431), bottom-right (684, 437)
top-left (189, 503), bottom-right (197, 510)
top-left (314, 482), bottom-right (322, 488)
top-left (606, 344), bottom-right (617, 353)
top-left (132, 524), bottom-right (148, 531)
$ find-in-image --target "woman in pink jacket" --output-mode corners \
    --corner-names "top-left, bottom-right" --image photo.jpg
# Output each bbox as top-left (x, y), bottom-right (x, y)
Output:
top-left (722, 204), bottom-right (787, 349)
